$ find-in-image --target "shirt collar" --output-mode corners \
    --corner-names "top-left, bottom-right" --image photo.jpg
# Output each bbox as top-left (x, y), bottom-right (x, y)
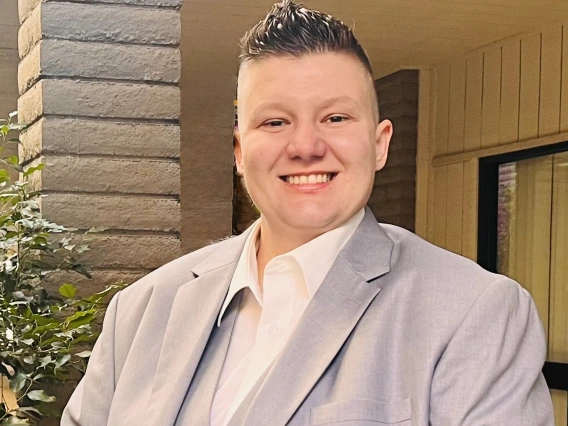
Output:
top-left (288, 208), bottom-right (365, 298)
top-left (216, 218), bottom-right (262, 327)
top-left (217, 208), bottom-right (365, 326)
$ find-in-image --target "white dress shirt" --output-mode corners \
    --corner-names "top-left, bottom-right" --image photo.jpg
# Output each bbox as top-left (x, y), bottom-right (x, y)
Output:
top-left (210, 209), bottom-right (365, 426)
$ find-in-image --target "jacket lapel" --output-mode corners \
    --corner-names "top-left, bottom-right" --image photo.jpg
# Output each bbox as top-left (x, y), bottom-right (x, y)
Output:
top-left (242, 207), bottom-right (395, 426)
top-left (146, 230), bottom-right (252, 426)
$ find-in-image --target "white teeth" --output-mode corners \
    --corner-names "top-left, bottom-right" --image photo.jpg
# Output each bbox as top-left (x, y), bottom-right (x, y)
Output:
top-left (285, 173), bottom-right (334, 185)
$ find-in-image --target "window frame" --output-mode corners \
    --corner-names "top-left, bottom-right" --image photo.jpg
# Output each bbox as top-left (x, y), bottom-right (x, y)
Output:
top-left (476, 140), bottom-right (568, 391)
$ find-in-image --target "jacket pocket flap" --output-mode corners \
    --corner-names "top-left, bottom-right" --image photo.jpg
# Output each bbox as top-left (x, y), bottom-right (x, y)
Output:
top-left (309, 398), bottom-right (412, 425)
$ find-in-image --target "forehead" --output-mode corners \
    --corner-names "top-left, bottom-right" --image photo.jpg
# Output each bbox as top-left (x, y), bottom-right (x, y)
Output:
top-left (237, 52), bottom-right (372, 106)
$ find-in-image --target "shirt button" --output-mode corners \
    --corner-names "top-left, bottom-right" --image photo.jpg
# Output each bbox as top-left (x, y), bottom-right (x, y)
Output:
top-left (267, 323), bottom-right (279, 335)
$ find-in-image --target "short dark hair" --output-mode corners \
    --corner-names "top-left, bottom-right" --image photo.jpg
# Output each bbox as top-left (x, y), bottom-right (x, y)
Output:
top-left (239, 0), bottom-right (374, 77)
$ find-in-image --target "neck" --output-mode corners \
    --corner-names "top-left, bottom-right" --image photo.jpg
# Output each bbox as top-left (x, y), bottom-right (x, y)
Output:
top-left (255, 218), bottom-right (321, 291)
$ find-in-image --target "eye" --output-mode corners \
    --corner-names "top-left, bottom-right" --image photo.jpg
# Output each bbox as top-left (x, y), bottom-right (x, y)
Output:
top-left (327, 115), bottom-right (349, 123)
top-left (262, 120), bottom-right (287, 127)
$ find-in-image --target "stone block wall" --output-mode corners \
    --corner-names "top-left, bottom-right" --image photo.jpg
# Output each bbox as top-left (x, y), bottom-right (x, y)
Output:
top-left (16, 0), bottom-right (183, 293)
top-left (370, 70), bottom-right (418, 232)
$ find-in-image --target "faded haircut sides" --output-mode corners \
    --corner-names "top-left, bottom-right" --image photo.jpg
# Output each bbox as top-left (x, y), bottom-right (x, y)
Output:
top-left (238, 0), bottom-right (379, 120)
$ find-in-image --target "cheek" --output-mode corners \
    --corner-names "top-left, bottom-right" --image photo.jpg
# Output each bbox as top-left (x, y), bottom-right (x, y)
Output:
top-left (245, 135), bottom-right (286, 169)
top-left (327, 130), bottom-right (375, 166)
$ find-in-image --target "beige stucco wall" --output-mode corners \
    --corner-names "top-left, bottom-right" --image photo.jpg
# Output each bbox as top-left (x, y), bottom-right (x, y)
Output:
top-left (0, 0), bottom-right (18, 113)
top-left (0, 0), bottom-right (19, 175)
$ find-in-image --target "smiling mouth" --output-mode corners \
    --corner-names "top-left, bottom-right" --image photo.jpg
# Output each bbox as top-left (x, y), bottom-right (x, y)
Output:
top-left (279, 173), bottom-right (338, 185)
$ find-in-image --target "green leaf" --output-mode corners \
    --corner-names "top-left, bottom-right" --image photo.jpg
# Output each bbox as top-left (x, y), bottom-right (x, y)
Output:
top-left (2, 362), bottom-right (15, 376)
top-left (5, 155), bottom-right (19, 166)
top-left (9, 371), bottom-right (27, 393)
top-left (59, 283), bottom-right (77, 298)
top-left (16, 407), bottom-right (42, 417)
top-left (55, 354), bottom-right (72, 369)
top-left (70, 264), bottom-right (92, 279)
top-left (27, 390), bottom-right (56, 402)
top-left (75, 350), bottom-right (92, 358)
top-left (23, 163), bottom-right (44, 177)
top-left (1, 417), bottom-right (31, 425)
top-left (38, 356), bottom-right (52, 368)
top-left (65, 309), bottom-right (96, 329)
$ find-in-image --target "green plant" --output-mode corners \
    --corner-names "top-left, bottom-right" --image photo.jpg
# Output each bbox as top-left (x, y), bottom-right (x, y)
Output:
top-left (0, 113), bottom-right (124, 425)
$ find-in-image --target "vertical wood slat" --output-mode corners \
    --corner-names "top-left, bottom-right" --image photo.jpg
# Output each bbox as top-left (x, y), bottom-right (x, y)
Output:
top-left (500, 39), bottom-right (521, 144)
top-left (445, 162), bottom-right (464, 254)
top-left (528, 157), bottom-right (552, 337)
top-left (519, 33), bottom-right (541, 141)
top-left (432, 165), bottom-right (448, 248)
top-left (461, 158), bottom-right (478, 261)
top-left (436, 65), bottom-right (450, 156)
top-left (415, 69), bottom-right (431, 239)
top-left (539, 25), bottom-right (562, 137)
top-left (481, 48), bottom-right (502, 147)
top-left (427, 70), bottom-right (439, 243)
top-left (551, 391), bottom-right (568, 426)
top-left (512, 157), bottom-right (552, 335)
top-left (510, 160), bottom-right (527, 286)
top-left (561, 25), bottom-right (568, 131)
top-left (448, 60), bottom-right (466, 154)
top-left (464, 54), bottom-right (483, 152)
top-left (549, 151), bottom-right (568, 361)
top-left (549, 152), bottom-right (568, 426)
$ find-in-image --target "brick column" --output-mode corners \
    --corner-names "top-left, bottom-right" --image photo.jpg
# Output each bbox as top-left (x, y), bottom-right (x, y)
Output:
top-left (17, 0), bottom-right (182, 291)
top-left (370, 70), bottom-right (419, 232)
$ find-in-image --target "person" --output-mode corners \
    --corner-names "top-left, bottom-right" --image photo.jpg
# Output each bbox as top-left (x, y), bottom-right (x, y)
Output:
top-left (61, 1), bottom-right (554, 425)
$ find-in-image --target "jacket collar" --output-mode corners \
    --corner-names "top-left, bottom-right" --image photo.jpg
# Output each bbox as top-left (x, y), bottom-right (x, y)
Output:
top-left (145, 206), bottom-right (394, 426)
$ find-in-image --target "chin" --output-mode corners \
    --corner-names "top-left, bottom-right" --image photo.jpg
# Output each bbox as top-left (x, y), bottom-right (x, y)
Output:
top-left (281, 207), bottom-right (340, 231)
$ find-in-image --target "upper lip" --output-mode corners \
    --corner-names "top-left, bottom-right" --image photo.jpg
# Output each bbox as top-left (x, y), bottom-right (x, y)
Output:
top-left (280, 171), bottom-right (338, 177)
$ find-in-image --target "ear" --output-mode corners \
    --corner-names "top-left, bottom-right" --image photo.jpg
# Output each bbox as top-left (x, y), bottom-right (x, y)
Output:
top-left (374, 119), bottom-right (393, 171)
top-left (234, 129), bottom-right (244, 176)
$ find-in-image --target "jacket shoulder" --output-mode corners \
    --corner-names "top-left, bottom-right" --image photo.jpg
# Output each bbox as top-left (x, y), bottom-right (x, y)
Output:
top-left (378, 223), bottom-right (528, 304)
top-left (117, 235), bottom-right (238, 304)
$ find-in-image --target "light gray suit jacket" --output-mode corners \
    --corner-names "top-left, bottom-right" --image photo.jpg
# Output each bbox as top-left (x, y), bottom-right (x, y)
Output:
top-left (61, 207), bottom-right (553, 425)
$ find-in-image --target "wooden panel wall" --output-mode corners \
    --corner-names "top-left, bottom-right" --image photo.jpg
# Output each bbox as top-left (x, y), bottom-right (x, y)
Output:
top-left (432, 23), bottom-right (567, 160)
top-left (424, 22), bottom-right (568, 255)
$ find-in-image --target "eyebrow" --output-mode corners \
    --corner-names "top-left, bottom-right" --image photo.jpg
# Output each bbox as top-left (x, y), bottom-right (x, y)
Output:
top-left (249, 95), bottom-right (360, 120)
top-left (319, 95), bottom-right (360, 110)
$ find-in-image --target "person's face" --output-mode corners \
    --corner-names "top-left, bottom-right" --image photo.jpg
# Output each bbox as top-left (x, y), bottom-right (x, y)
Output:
top-left (235, 52), bottom-right (393, 236)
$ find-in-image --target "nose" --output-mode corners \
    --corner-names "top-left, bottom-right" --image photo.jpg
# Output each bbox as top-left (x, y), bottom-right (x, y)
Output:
top-left (286, 121), bottom-right (326, 161)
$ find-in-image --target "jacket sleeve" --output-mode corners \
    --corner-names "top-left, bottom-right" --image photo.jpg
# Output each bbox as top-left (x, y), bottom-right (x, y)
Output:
top-left (429, 277), bottom-right (554, 425)
top-left (61, 292), bottom-right (121, 426)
